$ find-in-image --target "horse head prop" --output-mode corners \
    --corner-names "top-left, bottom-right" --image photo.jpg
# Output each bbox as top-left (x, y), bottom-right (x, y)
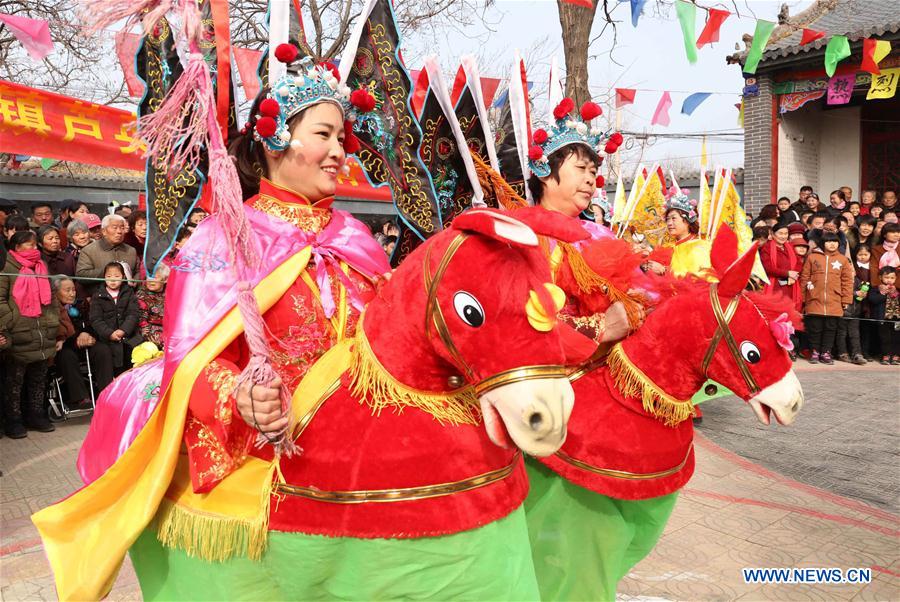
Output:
top-left (361, 208), bottom-right (588, 456)
top-left (610, 224), bottom-right (804, 426)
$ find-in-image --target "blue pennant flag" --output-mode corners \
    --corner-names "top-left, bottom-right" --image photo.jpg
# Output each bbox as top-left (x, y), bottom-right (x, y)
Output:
top-left (492, 82), bottom-right (534, 108)
top-left (629, 0), bottom-right (649, 26)
top-left (681, 92), bottom-right (711, 116)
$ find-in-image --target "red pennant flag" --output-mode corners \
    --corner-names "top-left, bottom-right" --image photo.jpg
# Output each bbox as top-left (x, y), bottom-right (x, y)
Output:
top-left (561, 0), bottom-right (594, 7)
top-left (233, 46), bottom-right (264, 100)
top-left (481, 77), bottom-right (501, 109)
top-left (410, 68), bottom-right (429, 117)
top-left (450, 65), bottom-right (466, 105)
top-left (115, 33), bottom-right (144, 98)
top-left (615, 88), bottom-right (636, 108)
top-left (695, 8), bottom-right (730, 48)
top-left (800, 28), bottom-right (825, 45)
top-left (861, 38), bottom-right (892, 75)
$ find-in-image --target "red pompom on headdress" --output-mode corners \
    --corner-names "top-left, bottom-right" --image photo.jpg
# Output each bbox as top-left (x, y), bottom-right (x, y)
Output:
top-left (595, 175), bottom-right (605, 188)
top-left (609, 132), bottom-right (624, 145)
top-left (343, 121), bottom-right (361, 154)
top-left (258, 98), bottom-right (280, 118)
top-left (528, 145), bottom-right (544, 161)
top-left (350, 88), bottom-right (377, 113)
top-left (274, 43), bottom-right (299, 64)
top-left (553, 97), bottom-right (576, 120)
top-left (533, 128), bottom-right (549, 144)
top-left (255, 116), bottom-right (277, 138)
top-left (580, 102), bottom-right (603, 121)
top-left (604, 140), bottom-right (619, 154)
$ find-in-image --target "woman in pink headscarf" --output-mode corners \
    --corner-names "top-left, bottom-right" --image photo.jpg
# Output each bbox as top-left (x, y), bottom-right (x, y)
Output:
top-left (0, 230), bottom-right (60, 438)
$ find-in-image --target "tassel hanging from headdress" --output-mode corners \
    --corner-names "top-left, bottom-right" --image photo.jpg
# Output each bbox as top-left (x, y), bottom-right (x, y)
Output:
top-left (471, 153), bottom-right (528, 210)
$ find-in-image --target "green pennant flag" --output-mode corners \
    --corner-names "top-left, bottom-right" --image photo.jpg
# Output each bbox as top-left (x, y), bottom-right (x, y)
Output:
top-left (824, 35), bottom-right (851, 77)
top-left (743, 20), bottom-right (776, 74)
top-left (676, 0), bottom-right (697, 64)
top-left (40, 158), bottom-right (59, 171)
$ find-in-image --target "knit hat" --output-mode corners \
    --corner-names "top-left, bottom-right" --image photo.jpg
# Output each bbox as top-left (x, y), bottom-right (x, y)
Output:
top-left (787, 222), bottom-right (806, 236)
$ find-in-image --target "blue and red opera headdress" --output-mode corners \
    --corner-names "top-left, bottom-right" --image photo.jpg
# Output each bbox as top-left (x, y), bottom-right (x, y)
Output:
top-left (527, 97), bottom-right (623, 178)
top-left (664, 188), bottom-right (699, 223)
top-left (251, 44), bottom-right (377, 155)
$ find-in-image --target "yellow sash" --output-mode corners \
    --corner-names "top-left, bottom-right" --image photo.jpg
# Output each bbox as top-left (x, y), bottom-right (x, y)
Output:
top-left (31, 248), bottom-right (311, 602)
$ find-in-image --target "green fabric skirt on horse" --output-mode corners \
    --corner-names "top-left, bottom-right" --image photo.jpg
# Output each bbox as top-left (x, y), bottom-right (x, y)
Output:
top-left (130, 506), bottom-right (539, 601)
top-left (524, 459), bottom-right (678, 602)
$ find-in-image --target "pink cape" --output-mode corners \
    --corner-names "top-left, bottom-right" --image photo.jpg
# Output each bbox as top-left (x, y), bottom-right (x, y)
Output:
top-left (76, 206), bottom-right (389, 484)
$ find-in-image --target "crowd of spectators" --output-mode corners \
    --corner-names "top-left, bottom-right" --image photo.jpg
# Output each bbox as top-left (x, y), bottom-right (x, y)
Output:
top-left (756, 186), bottom-right (899, 366)
top-left (0, 198), bottom-right (205, 440)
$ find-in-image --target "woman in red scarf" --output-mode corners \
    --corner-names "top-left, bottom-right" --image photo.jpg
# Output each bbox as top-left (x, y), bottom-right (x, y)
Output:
top-left (0, 230), bottom-right (60, 438)
top-left (760, 220), bottom-right (801, 358)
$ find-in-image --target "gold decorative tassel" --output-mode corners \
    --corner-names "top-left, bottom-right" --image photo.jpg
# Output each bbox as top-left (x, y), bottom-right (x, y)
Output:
top-left (559, 242), bottom-right (646, 329)
top-left (606, 344), bottom-right (694, 427)
top-left (471, 153), bottom-right (528, 210)
top-left (155, 495), bottom-right (270, 562)
top-left (349, 329), bottom-right (481, 425)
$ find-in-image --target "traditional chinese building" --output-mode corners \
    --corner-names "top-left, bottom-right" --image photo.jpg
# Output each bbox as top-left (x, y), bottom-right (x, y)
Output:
top-left (729, 0), bottom-right (900, 213)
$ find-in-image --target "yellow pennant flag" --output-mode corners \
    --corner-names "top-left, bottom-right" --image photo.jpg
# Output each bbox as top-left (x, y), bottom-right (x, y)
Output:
top-left (698, 168), bottom-right (712, 238)
top-left (627, 169), bottom-right (668, 249)
top-left (700, 135), bottom-right (708, 170)
top-left (867, 67), bottom-right (900, 100)
top-left (715, 176), bottom-right (768, 282)
top-left (617, 165), bottom-right (647, 237)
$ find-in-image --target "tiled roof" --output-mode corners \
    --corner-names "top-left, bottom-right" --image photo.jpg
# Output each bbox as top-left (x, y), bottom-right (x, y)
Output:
top-left (729, 0), bottom-right (900, 66)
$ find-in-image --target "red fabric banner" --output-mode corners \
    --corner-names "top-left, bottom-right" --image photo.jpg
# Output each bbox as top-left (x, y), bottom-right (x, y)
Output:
top-left (695, 8), bottom-right (730, 48)
top-left (800, 28), bottom-right (825, 46)
top-left (233, 46), bottom-right (263, 100)
top-left (615, 88), bottom-right (637, 108)
top-left (0, 79), bottom-right (145, 170)
top-left (115, 33), bottom-right (145, 98)
top-left (450, 65), bottom-right (466, 105)
top-left (447, 65), bottom-right (501, 109)
top-left (410, 67), bottom-right (429, 117)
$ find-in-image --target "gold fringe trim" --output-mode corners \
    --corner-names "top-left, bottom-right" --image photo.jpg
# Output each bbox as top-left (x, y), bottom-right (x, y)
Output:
top-left (155, 463), bottom-right (277, 562)
top-left (349, 328), bottom-right (481, 425)
top-left (559, 242), bottom-right (646, 329)
top-left (606, 344), bottom-right (694, 427)
top-left (471, 153), bottom-right (528, 210)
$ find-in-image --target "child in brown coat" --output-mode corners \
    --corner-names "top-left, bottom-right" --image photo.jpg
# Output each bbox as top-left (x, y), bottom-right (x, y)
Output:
top-left (799, 231), bottom-right (854, 364)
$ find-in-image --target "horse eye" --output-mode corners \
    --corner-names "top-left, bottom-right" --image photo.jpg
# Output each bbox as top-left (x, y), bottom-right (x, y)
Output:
top-left (740, 341), bottom-right (761, 364)
top-left (453, 291), bottom-right (484, 328)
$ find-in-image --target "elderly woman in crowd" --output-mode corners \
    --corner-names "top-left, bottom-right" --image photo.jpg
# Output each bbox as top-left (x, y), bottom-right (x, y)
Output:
top-left (39, 225), bottom-right (75, 277)
top-left (124, 210), bottom-right (148, 259)
top-left (53, 275), bottom-right (115, 407)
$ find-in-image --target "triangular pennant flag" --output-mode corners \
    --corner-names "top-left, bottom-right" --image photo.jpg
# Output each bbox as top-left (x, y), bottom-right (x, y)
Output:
top-left (411, 67), bottom-right (430, 117)
top-left (233, 46), bottom-right (263, 100)
top-left (743, 20), bottom-right (776, 74)
top-left (561, 0), bottom-right (594, 7)
top-left (799, 28), bottom-right (825, 46)
top-left (115, 33), bottom-right (144, 98)
top-left (696, 8), bottom-right (730, 48)
top-left (861, 38), bottom-right (892, 75)
top-left (630, 0), bottom-right (649, 27)
top-left (736, 100), bottom-right (744, 127)
top-left (700, 135), bottom-right (709, 169)
top-left (615, 87), bottom-right (636, 108)
top-left (681, 92), bottom-right (711, 115)
top-left (824, 35), bottom-right (851, 77)
top-left (450, 65), bottom-right (466, 105)
top-left (0, 13), bottom-right (53, 61)
top-left (651, 91), bottom-right (673, 126)
top-left (480, 77), bottom-right (501, 109)
top-left (675, 0), bottom-right (698, 64)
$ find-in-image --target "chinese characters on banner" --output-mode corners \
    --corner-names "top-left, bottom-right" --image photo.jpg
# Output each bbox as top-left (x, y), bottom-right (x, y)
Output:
top-left (866, 68), bottom-right (900, 100)
top-left (826, 74), bottom-right (855, 105)
top-left (0, 79), bottom-right (145, 170)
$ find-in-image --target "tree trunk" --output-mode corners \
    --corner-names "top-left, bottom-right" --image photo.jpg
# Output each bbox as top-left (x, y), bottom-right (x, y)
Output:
top-left (557, 0), bottom-right (599, 107)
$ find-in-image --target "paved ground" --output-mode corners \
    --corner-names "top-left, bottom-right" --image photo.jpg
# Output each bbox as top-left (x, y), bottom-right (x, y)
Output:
top-left (1, 363), bottom-right (897, 601)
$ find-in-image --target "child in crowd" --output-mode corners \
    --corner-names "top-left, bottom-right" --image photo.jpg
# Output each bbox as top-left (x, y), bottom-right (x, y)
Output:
top-left (836, 245), bottom-right (870, 364)
top-left (853, 245), bottom-right (877, 358)
top-left (89, 262), bottom-right (142, 373)
top-left (867, 266), bottom-right (899, 365)
top-left (137, 264), bottom-right (169, 349)
top-left (799, 231), bottom-right (853, 364)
